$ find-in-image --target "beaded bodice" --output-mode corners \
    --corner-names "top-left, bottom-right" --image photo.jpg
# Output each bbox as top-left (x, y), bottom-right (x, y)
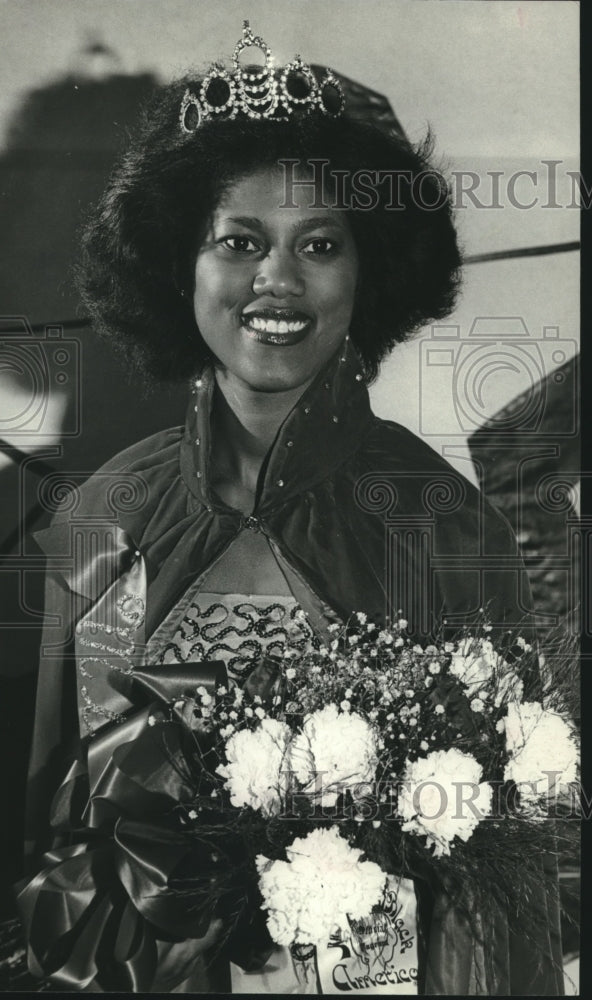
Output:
top-left (147, 591), bottom-right (318, 679)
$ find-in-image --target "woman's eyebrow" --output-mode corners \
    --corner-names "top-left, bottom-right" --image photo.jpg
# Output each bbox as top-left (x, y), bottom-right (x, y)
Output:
top-left (290, 216), bottom-right (346, 235)
top-left (221, 215), bottom-right (346, 234)
top-left (222, 215), bottom-right (265, 231)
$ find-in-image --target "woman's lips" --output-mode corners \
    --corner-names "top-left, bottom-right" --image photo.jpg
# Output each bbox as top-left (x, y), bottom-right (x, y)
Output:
top-left (240, 308), bottom-right (312, 346)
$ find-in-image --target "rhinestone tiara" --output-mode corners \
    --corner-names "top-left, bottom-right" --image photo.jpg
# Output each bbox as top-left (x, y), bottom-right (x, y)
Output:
top-left (179, 20), bottom-right (345, 133)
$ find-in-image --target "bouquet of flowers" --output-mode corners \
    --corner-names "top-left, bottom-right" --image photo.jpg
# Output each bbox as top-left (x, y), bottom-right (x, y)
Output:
top-left (149, 612), bottom-right (579, 986)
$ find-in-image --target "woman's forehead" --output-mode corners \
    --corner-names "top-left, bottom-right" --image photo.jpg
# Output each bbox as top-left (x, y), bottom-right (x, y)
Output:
top-left (214, 168), bottom-right (349, 228)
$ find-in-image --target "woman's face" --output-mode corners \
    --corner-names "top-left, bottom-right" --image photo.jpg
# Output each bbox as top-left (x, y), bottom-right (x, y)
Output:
top-left (193, 168), bottom-right (359, 392)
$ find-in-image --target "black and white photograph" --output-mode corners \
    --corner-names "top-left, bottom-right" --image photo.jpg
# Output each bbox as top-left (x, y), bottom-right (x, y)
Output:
top-left (0, 0), bottom-right (581, 994)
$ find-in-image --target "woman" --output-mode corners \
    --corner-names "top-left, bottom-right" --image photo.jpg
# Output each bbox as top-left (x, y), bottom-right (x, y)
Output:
top-left (18, 23), bottom-right (563, 995)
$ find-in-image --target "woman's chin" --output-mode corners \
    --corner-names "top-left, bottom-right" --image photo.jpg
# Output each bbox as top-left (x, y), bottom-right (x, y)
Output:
top-left (219, 361), bottom-right (316, 395)
top-left (244, 372), bottom-right (311, 394)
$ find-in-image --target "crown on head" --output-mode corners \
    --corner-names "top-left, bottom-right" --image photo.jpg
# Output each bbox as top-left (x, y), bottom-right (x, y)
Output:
top-left (179, 21), bottom-right (345, 133)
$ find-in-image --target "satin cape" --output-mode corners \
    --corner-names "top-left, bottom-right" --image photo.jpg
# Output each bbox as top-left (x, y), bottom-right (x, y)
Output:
top-left (19, 341), bottom-right (564, 993)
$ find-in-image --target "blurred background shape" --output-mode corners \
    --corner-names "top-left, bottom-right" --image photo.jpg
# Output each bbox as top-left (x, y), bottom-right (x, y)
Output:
top-left (0, 48), bottom-right (188, 951)
top-left (469, 354), bottom-right (580, 629)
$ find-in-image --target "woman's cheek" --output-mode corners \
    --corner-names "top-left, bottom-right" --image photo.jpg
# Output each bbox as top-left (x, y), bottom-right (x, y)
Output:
top-left (223, 264), bottom-right (254, 303)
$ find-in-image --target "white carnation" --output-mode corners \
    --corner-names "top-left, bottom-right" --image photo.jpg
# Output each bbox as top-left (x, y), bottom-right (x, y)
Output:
top-left (503, 701), bottom-right (579, 802)
top-left (449, 637), bottom-right (501, 696)
top-left (256, 826), bottom-right (387, 946)
top-left (290, 704), bottom-right (378, 807)
top-left (398, 748), bottom-right (492, 857)
top-left (217, 719), bottom-right (292, 817)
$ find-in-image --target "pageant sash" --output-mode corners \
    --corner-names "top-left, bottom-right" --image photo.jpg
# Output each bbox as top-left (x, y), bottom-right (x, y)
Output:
top-left (71, 532), bottom-right (241, 743)
top-left (73, 536), bottom-right (148, 737)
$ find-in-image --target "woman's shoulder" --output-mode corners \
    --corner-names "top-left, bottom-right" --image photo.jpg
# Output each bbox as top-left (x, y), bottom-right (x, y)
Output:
top-left (364, 416), bottom-right (465, 473)
top-left (42, 425), bottom-right (186, 534)
top-left (97, 424), bottom-right (185, 476)
top-left (358, 416), bottom-right (472, 491)
top-left (359, 416), bottom-right (517, 544)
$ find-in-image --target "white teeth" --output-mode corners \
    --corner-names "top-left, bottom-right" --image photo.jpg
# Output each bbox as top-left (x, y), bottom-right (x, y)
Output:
top-left (243, 315), bottom-right (308, 334)
top-left (252, 317), bottom-right (278, 332)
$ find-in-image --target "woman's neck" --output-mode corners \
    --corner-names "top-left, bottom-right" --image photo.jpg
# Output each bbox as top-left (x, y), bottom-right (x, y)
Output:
top-left (209, 369), bottom-right (311, 507)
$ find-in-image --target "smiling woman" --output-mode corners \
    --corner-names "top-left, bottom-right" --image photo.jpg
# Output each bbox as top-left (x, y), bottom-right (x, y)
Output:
top-left (17, 21), bottom-right (564, 998)
top-left (76, 88), bottom-right (460, 385)
top-left (193, 169), bottom-right (359, 393)
top-left (193, 169), bottom-right (360, 513)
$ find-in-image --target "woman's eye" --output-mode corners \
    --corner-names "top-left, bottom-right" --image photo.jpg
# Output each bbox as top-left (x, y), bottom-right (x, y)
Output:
top-left (302, 237), bottom-right (336, 256)
top-left (221, 236), bottom-right (259, 253)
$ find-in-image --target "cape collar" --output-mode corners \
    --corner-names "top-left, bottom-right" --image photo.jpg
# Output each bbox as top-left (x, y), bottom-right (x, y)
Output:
top-left (179, 337), bottom-right (374, 513)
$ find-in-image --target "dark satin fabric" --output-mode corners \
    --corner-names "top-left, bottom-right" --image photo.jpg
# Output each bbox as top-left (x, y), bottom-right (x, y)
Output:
top-left (19, 660), bottom-right (284, 992)
top-left (19, 671), bottom-right (228, 991)
top-left (20, 341), bottom-right (563, 994)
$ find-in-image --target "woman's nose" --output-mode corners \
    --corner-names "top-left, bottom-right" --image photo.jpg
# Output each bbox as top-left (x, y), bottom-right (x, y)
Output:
top-left (252, 252), bottom-right (305, 297)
